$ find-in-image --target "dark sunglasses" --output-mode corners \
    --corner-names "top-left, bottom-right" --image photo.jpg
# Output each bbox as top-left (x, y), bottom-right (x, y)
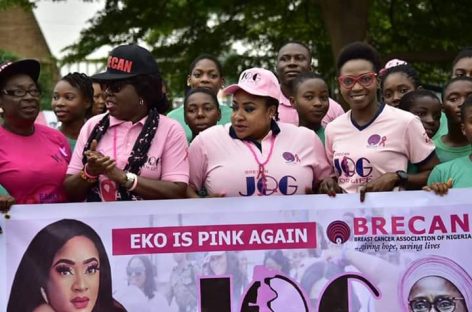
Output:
top-left (409, 296), bottom-right (464, 312)
top-left (101, 79), bottom-right (132, 94)
top-left (338, 72), bottom-right (377, 89)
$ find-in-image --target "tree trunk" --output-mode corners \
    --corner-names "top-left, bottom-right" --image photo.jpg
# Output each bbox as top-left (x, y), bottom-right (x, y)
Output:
top-left (318, 0), bottom-right (370, 60)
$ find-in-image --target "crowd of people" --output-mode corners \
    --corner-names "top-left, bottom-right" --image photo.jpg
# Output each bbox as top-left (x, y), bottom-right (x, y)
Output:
top-left (0, 40), bottom-right (471, 210)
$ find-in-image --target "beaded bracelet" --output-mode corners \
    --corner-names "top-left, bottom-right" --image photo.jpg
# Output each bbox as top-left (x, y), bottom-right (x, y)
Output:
top-left (83, 164), bottom-right (98, 179)
top-left (80, 167), bottom-right (98, 184)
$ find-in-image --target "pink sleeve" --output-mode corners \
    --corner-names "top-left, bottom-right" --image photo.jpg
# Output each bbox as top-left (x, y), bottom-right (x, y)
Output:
top-left (312, 133), bottom-right (333, 182)
top-left (160, 123), bottom-right (189, 183)
top-left (66, 120), bottom-right (94, 174)
top-left (322, 98), bottom-right (345, 126)
top-left (188, 135), bottom-right (208, 191)
top-left (405, 117), bottom-right (436, 164)
top-left (324, 124), bottom-right (334, 165)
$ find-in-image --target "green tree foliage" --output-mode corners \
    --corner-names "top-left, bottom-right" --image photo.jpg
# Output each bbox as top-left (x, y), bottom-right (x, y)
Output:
top-left (57, 0), bottom-right (472, 94)
top-left (370, 0), bottom-right (472, 86)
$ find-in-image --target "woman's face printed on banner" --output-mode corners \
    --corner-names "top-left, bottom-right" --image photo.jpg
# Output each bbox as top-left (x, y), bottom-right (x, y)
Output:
top-left (210, 253), bottom-right (228, 275)
top-left (408, 276), bottom-right (467, 312)
top-left (45, 235), bottom-right (100, 312)
top-left (127, 257), bottom-right (146, 290)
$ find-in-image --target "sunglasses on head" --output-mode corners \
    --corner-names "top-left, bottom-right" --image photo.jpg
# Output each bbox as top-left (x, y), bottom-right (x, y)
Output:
top-left (126, 267), bottom-right (145, 277)
top-left (338, 72), bottom-right (377, 89)
top-left (409, 296), bottom-right (464, 312)
top-left (101, 79), bottom-right (132, 94)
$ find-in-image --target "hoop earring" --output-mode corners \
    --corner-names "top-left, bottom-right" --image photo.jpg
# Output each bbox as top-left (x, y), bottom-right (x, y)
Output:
top-left (139, 98), bottom-right (144, 106)
top-left (40, 287), bottom-right (49, 304)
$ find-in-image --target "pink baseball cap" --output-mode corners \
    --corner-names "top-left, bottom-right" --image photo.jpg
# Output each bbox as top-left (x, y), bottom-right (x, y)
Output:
top-left (223, 67), bottom-right (281, 101)
top-left (384, 58), bottom-right (407, 69)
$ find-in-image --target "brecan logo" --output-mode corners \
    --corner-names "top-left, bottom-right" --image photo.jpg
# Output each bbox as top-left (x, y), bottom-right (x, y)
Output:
top-left (366, 134), bottom-right (386, 148)
top-left (282, 152), bottom-right (300, 164)
top-left (326, 220), bottom-right (351, 244)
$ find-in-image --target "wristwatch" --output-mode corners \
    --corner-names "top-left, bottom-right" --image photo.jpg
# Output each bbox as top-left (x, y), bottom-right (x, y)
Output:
top-left (395, 170), bottom-right (408, 187)
top-left (121, 172), bottom-right (137, 189)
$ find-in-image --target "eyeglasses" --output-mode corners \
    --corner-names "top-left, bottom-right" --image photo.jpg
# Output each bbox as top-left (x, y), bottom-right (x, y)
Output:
top-left (101, 79), bottom-right (132, 94)
top-left (409, 297), bottom-right (464, 312)
top-left (338, 72), bottom-right (377, 89)
top-left (1, 89), bottom-right (41, 98)
top-left (126, 267), bottom-right (145, 277)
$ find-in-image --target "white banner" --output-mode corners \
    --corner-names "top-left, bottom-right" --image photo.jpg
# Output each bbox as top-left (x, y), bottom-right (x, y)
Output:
top-left (1, 190), bottom-right (472, 312)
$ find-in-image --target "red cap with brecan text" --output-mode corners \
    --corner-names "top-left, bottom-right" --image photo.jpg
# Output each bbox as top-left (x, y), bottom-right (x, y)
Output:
top-left (92, 44), bottom-right (160, 81)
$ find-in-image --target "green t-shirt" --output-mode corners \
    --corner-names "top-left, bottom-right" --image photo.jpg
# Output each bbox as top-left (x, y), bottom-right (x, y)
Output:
top-left (67, 137), bottom-right (77, 153)
top-left (433, 135), bottom-right (472, 163)
top-left (432, 112), bottom-right (448, 141)
top-left (167, 104), bottom-right (233, 142)
top-left (0, 185), bottom-right (8, 196)
top-left (427, 155), bottom-right (472, 188)
top-left (315, 127), bottom-right (325, 146)
top-left (407, 163), bottom-right (419, 174)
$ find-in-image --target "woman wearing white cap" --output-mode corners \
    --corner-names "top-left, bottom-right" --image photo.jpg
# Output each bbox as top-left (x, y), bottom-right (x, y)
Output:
top-left (188, 67), bottom-right (334, 197)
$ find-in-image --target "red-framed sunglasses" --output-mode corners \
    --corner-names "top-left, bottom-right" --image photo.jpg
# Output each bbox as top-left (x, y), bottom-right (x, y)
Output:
top-left (338, 72), bottom-right (377, 89)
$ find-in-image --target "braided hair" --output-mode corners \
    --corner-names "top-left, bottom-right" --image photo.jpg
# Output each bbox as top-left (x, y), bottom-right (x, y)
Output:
top-left (398, 89), bottom-right (439, 112)
top-left (379, 64), bottom-right (421, 90)
top-left (82, 73), bottom-right (164, 201)
top-left (61, 72), bottom-right (94, 119)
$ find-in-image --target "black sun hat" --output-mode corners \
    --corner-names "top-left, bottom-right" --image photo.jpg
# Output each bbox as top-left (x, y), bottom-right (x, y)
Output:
top-left (92, 44), bottom-right (161, 81)
top-left (0, 59), bottom-right (40, 84)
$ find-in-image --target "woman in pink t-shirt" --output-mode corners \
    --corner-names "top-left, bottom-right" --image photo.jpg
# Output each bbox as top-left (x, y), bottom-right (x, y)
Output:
top-left (0, 59), bottom-right (71, 208)
top-left (188, 67), bottom-right (334, 197)
top-left (323, 42), bottom-right (438, 201)
top-left (64, 44), bottom-right (189, 201)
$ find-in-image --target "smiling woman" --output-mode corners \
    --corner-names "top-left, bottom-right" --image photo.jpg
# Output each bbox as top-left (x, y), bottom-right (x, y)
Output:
top-left (7, 219), bottom-right (126, 312)
top-left (322, 42), bottom-right (439, 199)
top-left (64, 44), bottom-right (189, 202)
top-left (0, 59), bottom-right (71, 208)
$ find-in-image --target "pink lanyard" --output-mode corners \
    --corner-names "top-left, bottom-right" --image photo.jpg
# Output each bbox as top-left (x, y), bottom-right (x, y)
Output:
top-left (244, 135), bottom-right (276, 194)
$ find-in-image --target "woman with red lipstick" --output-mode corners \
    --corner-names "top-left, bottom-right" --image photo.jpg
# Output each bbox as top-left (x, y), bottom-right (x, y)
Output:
top-left (188, 67), bottom-right (332, 197)
top-left (323, 42), bottom-right (438, 200)
top-left (8, 219), bottom-right (126, 312)
top-left (64, 44), bottom-right (189, 202)
top-left (52, 72), bottom-right (94, 151)
top-left (0, 59), bottom-right (71, 206)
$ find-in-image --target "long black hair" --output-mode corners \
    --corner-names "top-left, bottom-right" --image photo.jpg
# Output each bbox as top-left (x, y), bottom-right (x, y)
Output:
top-left (7, 219), bottom-right (125, 312)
